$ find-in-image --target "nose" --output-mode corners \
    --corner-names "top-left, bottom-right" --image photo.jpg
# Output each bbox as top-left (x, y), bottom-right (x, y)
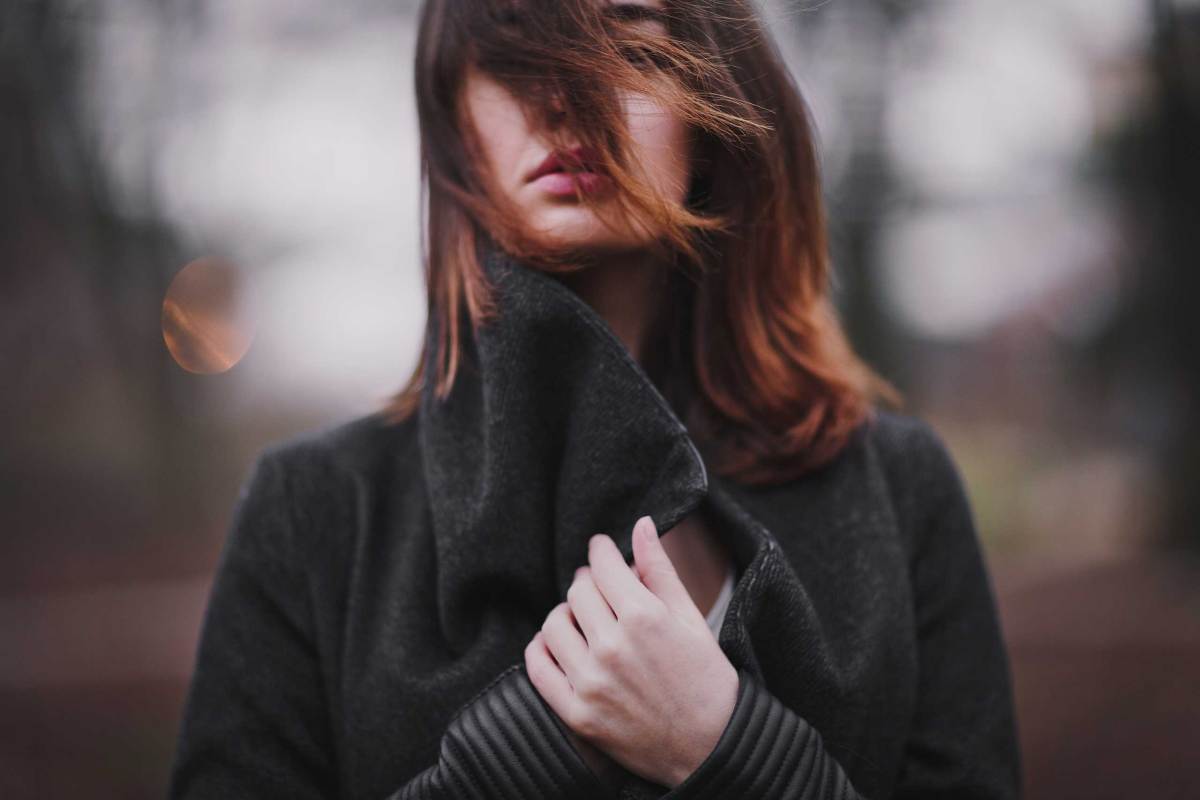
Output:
top-left (544, 81), bottom-right (568, 126)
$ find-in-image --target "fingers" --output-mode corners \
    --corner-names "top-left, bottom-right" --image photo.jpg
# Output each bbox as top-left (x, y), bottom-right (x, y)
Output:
top-left (567, 566), bottom-right (618, 646)
top-left (631, 515), bottom-right (698, 617)
top-left (587, 532), bottom-right (655, 619)
top-left (540, 601), bottom-right (589, 682)
top-left (524, 630), bottom-right (574, 719)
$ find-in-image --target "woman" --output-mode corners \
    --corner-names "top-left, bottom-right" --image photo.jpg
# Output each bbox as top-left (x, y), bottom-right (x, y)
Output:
top-left (169, 1), bottom-right (1021, 798)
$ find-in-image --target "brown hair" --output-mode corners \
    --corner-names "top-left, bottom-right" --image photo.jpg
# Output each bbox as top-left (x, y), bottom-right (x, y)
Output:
top-left (383, 0), bottom-right (903, 484)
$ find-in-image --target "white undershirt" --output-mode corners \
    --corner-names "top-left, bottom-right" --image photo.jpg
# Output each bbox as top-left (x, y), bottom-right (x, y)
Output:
top-left (704, 562), bottom-right (736, 637)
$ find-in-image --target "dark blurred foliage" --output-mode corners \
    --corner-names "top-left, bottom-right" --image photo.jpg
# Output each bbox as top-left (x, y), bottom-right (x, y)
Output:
top-left (2, 0), bottom-right (220, 557)
top-left (1099, 0), bottom-right (1200, 552)
top-left (1, 2), bottom-right (235, 795)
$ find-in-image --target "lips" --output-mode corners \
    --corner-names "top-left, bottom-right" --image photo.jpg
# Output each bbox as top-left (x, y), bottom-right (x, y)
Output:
top-left (525, 146), bottom-right (607, 183)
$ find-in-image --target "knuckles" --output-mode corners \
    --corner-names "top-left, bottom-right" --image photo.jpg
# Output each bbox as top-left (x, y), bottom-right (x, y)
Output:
top-left (589, 631), bottom-right (622, 666)
top-left (621, 601), bottom-right (660, 633)
top-left (543, 601), bottom-right (571, 630)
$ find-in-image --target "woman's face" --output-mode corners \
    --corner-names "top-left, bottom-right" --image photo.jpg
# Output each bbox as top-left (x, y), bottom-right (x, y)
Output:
top-left (460, 0), bottom-right (692, 254)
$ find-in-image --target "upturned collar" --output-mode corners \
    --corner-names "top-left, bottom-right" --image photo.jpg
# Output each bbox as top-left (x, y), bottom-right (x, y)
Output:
top-left (418, 246), bottom-right (714, 647)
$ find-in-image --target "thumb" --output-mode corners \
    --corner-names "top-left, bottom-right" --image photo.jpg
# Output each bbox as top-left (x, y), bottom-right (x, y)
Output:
top-left (631, 515), bottom-right (699, 617)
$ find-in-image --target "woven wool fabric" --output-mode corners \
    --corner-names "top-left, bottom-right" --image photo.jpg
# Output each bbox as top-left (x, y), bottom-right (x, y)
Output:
top-left (169, 246), bottom-right (1021, 800)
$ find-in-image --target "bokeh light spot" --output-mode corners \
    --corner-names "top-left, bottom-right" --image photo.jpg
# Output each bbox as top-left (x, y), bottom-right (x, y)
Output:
top-left (162, 257), bottom-right (256, 374)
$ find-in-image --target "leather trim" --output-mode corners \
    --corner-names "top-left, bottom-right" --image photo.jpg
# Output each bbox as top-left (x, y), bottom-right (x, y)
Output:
top-left (659, 668), bottom-right (861, 799)
top-left (389, 665), bottom-right (610, 799)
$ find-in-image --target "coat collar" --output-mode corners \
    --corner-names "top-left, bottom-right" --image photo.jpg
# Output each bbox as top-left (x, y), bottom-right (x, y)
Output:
top-left (418, 246), bottom-right (733, 646)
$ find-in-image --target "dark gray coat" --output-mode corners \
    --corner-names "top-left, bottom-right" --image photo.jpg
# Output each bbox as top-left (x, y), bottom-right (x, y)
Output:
top-left (168, 248), bottom-right (1021, 799)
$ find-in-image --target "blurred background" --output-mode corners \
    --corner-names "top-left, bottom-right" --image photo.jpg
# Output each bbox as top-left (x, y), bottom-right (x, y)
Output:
top-left (2, 0), bottom-right (1198, 796)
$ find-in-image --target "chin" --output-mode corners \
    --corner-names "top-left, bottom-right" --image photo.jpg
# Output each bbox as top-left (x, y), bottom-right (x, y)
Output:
top-left (530, 208), bottom-right (667, 251)
top-left (526, 212), bottom-right (638, 253)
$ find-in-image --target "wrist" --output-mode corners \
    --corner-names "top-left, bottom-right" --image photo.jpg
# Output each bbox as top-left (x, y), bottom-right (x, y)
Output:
top-left (669, 665), bottom-right (740, 787)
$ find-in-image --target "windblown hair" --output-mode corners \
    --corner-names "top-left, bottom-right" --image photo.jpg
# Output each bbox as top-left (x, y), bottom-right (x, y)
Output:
top-left (383, 0), bottom-right (903, 484)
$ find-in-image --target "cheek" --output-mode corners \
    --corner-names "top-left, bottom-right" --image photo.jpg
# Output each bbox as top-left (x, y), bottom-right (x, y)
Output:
top-left (623, 93), bottom-right (692, 199)
top-left (463, 78), bottom-right (533, 192)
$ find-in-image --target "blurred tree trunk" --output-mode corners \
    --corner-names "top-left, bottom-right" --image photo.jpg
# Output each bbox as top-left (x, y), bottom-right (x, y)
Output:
top-left (1101, 1), bottom-right (1200, 551)
top-left (786, 0), bottom-right (929, 399)
top-left (1152, 2), bottom-right (1200, 550)
top-left (0, 0), bottom-right (195, 531)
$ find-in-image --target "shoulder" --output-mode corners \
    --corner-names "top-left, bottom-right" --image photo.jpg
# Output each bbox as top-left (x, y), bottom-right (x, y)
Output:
top-left (256, 407), bottom-right (420, 487)
top-left (230, 409), bottom-right (421, 569)
top-left (860, 408), bottom-right (961, 481)
top-left (856, 407), bottom-right (974, 548)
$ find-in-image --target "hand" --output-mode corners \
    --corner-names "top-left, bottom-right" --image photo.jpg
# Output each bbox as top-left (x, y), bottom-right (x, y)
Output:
top-left (524, 515), bottom-right (739, 789)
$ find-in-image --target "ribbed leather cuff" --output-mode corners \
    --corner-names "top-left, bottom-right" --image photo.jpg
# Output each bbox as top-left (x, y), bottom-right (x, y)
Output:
top-left (390, 663), bottom-right (610, 800)
top-left (659, 668), bottom-right (858, 799)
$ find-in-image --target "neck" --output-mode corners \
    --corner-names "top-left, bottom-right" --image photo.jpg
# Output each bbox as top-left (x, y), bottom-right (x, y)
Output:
top-left (556, 249), bottom-right (669, 366)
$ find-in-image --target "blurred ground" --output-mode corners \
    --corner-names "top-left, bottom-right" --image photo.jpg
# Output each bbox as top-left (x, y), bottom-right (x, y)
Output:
top-left (998, 550), bottom-right (1200, 798)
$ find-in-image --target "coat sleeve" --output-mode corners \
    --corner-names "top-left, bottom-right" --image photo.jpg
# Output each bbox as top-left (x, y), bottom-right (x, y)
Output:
top-left (168, 450), bottom-right (614, 800)
top-left (888, 420), bottom-right (1022, 798)
top-left (654, 418), bottom-right (1022, 799)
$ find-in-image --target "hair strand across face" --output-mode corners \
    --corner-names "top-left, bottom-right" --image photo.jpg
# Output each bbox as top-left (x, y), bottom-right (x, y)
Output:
top-left (385, 0), bottom-right (903, 485)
